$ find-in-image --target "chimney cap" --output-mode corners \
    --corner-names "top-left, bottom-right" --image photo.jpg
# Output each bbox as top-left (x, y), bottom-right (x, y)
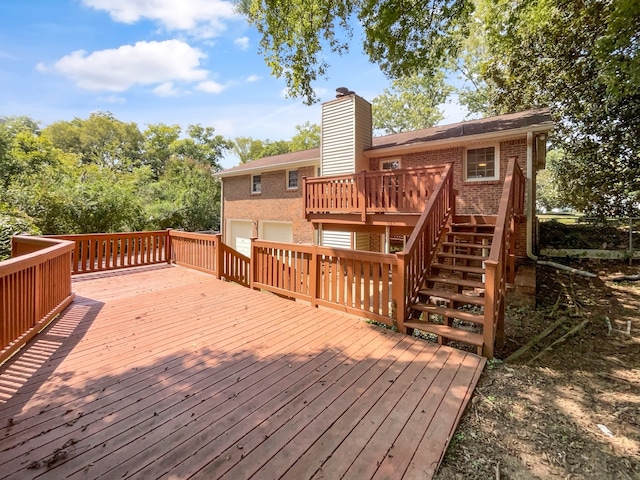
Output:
top-left (335, 87), bottom-right (355, 98)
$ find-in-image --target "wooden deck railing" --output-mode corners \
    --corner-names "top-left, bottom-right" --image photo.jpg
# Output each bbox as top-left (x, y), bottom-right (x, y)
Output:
top-left (394, 163), bottom-right (455, 327)
top-left (484, 157), bottom-right (525, 358)
top-left (0, 236), bottom-right (75, 364)
top-left (303, 165), bottom-right (446, 221)
top-left (252, 241), bottom-right (397, 326)
top-left (51, 230), bottom-right (170, 274)
top-left (169, 231), bottom-right (250, 287)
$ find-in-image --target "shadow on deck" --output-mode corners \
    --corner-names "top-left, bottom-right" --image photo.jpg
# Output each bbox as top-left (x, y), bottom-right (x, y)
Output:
top-left (0, 265), bottom-right (485, 480)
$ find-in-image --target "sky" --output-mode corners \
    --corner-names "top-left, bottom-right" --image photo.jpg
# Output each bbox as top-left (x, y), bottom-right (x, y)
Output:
top-left (0, 0), bottom-right (467, 168)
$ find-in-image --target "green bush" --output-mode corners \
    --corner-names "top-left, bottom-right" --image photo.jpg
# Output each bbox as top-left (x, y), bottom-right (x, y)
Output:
top-left (0, 212), bottom-right (40, 260)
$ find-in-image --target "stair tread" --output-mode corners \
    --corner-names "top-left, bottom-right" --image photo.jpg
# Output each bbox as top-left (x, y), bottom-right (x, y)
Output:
top-left (419, 288), bottom-right (485, 306)
top-left (426, 275), bottom-right (484, 289)
top-left (437, 252), bottom-right (489, 261)
top-left (447, 231), bottom-right (494, 238)
top-left (441, 241), bottom-right (491, 250)
top-left (431, 263), bottom-right (485, 274)
top-left (451, 223), bottom-right (496, 228)
top-left (404, 322), bottom-right (484, 346)
top-left (412, 304), bottom-right (484, 324)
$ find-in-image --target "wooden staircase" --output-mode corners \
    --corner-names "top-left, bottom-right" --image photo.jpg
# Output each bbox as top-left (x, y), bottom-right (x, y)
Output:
top-left (405, 217), bottom-right (497, 355)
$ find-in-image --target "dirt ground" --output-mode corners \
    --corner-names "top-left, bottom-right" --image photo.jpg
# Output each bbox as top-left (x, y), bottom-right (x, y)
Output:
top-left (435, 259), bottom-right (640, 479)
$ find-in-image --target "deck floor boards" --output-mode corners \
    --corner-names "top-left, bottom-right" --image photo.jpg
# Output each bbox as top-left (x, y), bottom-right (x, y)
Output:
top-left (0, 265), bottom-right (485, 479)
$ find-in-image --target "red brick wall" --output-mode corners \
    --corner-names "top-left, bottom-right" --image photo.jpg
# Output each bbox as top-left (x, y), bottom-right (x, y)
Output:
top-left (222, 166), bottom-right (315, 244)
top-left (370, 139), bottom-right (529, 256)
top-left (370, 140), bottom-right (528, 216)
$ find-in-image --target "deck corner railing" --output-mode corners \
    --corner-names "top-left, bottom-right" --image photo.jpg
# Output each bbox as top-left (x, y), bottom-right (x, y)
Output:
top-left (0, 236), bottom-right (75, 364)
top-left (169, 231), bottom-right (250, 287)
top-left (303, 165), bottom-right (447, 219)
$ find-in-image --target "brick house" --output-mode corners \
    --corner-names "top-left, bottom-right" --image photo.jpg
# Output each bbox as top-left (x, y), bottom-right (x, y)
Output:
top-left (216, 92), bottom-right (553, 259)
top-left (216, 90), bottom-right (554, 356)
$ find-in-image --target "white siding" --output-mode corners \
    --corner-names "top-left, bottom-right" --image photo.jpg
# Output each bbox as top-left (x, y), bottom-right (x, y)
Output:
top-left (354, 97), bottom-right (373, 171)
top-left (321, 230), bottom-right (352, 249)
top-left (355, 232), bottom-right (370, 251)
top-left (321, 97), bottom-right (355, 176)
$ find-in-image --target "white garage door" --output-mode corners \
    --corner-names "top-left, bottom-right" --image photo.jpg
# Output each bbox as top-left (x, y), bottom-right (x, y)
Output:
top-left (261, 221), bottom-right (293, 243)
top-left (227, 220), bottom-right (253, 257)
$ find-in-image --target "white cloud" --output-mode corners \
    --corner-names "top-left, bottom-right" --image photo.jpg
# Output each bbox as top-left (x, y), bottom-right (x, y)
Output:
top-left (234, 36), bottom-right (249, 50)
top-left (153, 82), bottom-right (182, 97)
top-left (196, 80), bottom-right (226, 94)
top-left (246, 74), bottom-right (261, 83)
top-left (82, 0), bottom-right (238, 38)
top-left (53, 40), bottom-right (208, 92)
top-left (35, 62), bottom-right (47, 73)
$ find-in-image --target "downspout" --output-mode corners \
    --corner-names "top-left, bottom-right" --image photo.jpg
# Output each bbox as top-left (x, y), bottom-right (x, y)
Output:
top-left (526, 132), bottom-right (537, 260)
top-left (219, 178), bottom-right (225, 240)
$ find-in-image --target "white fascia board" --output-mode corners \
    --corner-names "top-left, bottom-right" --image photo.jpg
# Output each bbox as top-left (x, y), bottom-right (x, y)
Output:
top-left (214, 158), bottom-right (320, 178)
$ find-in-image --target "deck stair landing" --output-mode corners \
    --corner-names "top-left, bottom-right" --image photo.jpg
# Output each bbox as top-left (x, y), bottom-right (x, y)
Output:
top-left (405, 217), bottom-right (496, 354)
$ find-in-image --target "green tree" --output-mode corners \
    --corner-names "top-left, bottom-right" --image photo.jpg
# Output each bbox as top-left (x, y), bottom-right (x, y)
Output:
top-left (238, 0), bottom-right (474, 104)
top-left (232, 136), bottom-right (266, 164)
top-left (256, 139), bottom-right (290, 158)
top-left (289, 122), bottom-right (321, 151)
top-left (143, 123), bottom-right (181, 178)
top-left (145, 158), bottom-right (221, 231)
top-left (43, 112), bottom-right (144, 171)
top-left (0, 207), bottom-right (40, 260)
top-left (459, 0), bottom-right (640, 216)
top-left (171, 124), bottom-right (232, 171)
top-left (372, 70), bottom-right (454, 134)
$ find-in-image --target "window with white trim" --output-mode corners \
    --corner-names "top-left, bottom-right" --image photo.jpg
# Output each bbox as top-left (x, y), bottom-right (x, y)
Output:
top-left (380, 158), bottom-right (402, 170)
top-left (465, 146), bottom-right (499, 181)
top-left (287, 169), bottom-right (298, 189)
top-left (251, 174), bottom-right (261, 194)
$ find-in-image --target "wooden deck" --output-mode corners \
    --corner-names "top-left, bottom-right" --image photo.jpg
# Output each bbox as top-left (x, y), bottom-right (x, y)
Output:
top-left (0, 265), bottom-right (485, 479)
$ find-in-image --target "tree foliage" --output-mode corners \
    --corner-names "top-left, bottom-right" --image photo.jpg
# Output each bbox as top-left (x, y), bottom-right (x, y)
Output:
top-left (232, 122), bottom-right (320, 164)
top-left (458, 0), bottom-right (640, 216)
top-left (238, 0), bottom-right (473, 104)
top-left (289, 121), bottom-right (321, 151)
top-left (372, 70), bottom-right (453, 134)
top-left (0, 114), bottom-right (232, 241)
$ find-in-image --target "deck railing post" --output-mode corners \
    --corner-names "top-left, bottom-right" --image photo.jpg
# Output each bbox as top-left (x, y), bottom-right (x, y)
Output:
top-left (483, 260), bottom-right (498, 359)
top-left (214, 233), bottom-right (224, 279)
top-left (165, 229), bottom-right (173, 264)
top-left (34, 263), bottom-right (43, 322)
top-left (310, 244), bottom-right (318, 308)
top-left (392, 253), bottom-right (406, 333)
top-left (302, 176), bottom-right (308, 216)
top-left (358, 170), bottom-right (367, 222)
top-left (249, 236), bottom-right (258, 289)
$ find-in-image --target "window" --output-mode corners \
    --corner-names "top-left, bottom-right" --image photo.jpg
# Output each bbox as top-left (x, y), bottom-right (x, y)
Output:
top-left (380, 158), bottom-right (401, 170)
top-left (251, 174), bottom-right (261, 194)
top-left (287, 170), bottom-right (298, 189)
top-left (465, 146), bottom-right (499, 181)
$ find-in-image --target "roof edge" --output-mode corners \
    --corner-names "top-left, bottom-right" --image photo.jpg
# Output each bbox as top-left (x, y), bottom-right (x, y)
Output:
top-left (364, 123), bottom-right (554, 159)
top-left (215, 157), bottom-right (320, 178)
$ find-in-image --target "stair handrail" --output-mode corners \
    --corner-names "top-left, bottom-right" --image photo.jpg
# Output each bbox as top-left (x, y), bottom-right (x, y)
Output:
top-left (394, 163), bottom-right (454, 329)
top-left (483, 156), bottom-right (525, 358)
